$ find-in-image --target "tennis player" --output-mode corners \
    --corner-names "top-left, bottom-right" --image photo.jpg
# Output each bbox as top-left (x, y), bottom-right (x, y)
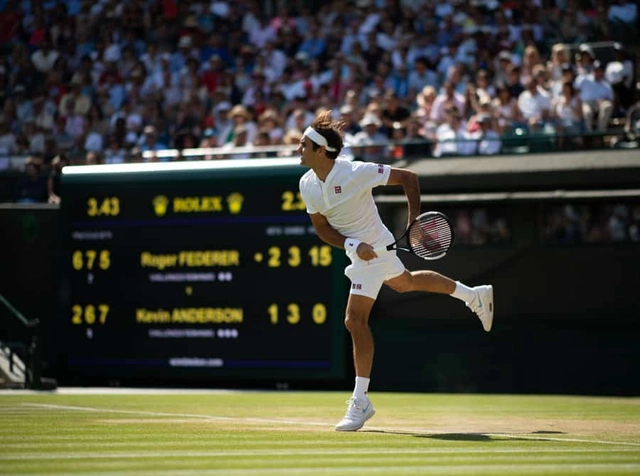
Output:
top-left (298, 110), bottom-right (494, 432)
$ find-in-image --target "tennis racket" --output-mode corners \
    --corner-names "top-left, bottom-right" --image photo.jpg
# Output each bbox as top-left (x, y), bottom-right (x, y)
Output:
top-left (375, 211), bottom-right (454, 260)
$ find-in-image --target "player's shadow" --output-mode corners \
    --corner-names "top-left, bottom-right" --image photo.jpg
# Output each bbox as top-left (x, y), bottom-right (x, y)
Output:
top-left (363, 430), bottom-right (566, 441)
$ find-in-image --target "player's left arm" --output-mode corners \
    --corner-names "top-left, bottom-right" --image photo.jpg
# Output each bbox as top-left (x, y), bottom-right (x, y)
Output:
top-left (387, 167), bottom-right (421, 226)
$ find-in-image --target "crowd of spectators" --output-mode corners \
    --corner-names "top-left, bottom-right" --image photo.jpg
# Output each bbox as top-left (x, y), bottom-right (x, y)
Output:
top-left (0, 0), bottom-right (638, 202)
top-left (542, 202), bottom-right (640, 244)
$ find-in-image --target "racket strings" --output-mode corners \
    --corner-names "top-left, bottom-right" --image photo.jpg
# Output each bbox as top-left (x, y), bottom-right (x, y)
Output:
top-left (408, 217), bottom-right (452, 259)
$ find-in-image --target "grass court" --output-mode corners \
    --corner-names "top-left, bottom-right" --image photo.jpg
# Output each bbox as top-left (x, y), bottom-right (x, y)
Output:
top-left (1, 389), bottom-right (639, 475)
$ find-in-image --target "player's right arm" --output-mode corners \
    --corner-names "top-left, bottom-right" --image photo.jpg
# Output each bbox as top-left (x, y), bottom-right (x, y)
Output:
top-left (309, 213), bottom-right (348, 249)
top-left (309, 213), bottom-right (377, 261)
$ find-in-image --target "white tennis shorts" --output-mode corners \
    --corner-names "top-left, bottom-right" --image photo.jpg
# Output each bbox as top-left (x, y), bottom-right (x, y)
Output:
top-left (344, 250), bottom-right (405, 299)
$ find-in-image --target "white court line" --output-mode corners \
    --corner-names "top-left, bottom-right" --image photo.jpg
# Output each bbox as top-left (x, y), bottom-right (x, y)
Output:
top-left (0, 387), bottom-right (245, 396)
top-left (3, 465), bottom-right (640, 476)
top-left (22, 403), bottom-right (640, 447)
top-left (2, 448), bottom-right (639, 461)
top-left (22, 403), bottom-right (330, 427)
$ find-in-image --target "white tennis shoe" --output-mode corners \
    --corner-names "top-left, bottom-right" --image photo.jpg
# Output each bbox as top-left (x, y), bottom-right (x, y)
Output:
top-left (335, 396), bottom-right (375, 431)
top-left (467, 285), bottom-right (494, 332)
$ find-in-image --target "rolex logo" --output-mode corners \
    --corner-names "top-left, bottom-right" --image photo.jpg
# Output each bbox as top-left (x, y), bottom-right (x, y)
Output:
top-left (226, 193), bottom-right (244, 214)
top-left (152, 195), bottom-right (169, 217)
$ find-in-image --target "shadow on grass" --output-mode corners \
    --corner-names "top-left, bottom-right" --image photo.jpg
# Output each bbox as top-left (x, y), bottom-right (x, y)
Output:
top-left (363, 430), bottom-right (566, 442)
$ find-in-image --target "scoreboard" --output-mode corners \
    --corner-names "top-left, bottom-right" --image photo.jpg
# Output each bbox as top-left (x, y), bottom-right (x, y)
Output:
top-left (59, 159), bottom-right (348, 383)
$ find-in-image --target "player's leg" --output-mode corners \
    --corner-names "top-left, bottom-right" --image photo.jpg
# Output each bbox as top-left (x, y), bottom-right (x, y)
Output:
top-left (345, 293), bottom-right (376, 380)
top-left (385, 269), bottom-right (455, 294)
top-left (335, 293), bottom-right (377, 432)
top-left (336, 264), bottom-right (385, 431)
top-left (385, 269), bottom-right (494, 332)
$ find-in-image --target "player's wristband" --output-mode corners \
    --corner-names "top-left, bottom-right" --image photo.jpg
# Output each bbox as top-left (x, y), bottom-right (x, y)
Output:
top-left (344, 238), bottom-right (362, 252)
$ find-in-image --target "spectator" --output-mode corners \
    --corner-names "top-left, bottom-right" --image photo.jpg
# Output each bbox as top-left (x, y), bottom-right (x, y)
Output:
top-left (258, 109), bottom-right (284, 145)
top-left (401, 118), bottom-right (431, 159)
top-left (32, 94), bottom-right (55, 133)
top-left (606, 43), bottom-right (635, 113)
top-left (14, 156), bottom-right (48, 203)
top-left (520, 45), bottom-right (543, 86)
top-left (284, 107), bottom-right (314, 136)
top-left (220, 124), bottom-right (251, 159)
top-left (473, 114), bottom-right (502, 156)
top-left (297, 22), bottom-right (326, 60)
top-left (352, 114), bottom-right (389, 162)
top-left (201, 33), bottom-right (232, 67)
top-left (60, 98), bottom-right (86, 141)
top-left (494, 50), bottom-right (514, 86)
top-left (242, 69), bottom-right (270, 108)
top-left (547, 43), bottom-right (571, 82)
top-left (414, 85), bottom-right (437, 133)
top-left (551, 63), bottom-right (576, 99)
top-left (474, 69), bottom-right (495, 105)
top-left (252, 130), bottom-right (273, 157)
top-left (430, 80), bottom-right (465, 125)
top-left (576, 44), bottom-right (596, 77)
top-left (84, 150), bottom-right (100, 165)
top-left (388, 63), bottom-right (411, 100)
top-left (139, 125), bottom-right (168, 155)
top-left (60, 75), bottom-right (92, 117)
top-left (13, 85), bottom-right (33, 125)
top-left (47, 153), bottom-right (68, 204)
top-left (197, 128), bottom-right (219, 157)
top-left (103, 136), bottom-right (127, 164)
top-left (22, 120), bottom-right (46, 154)
top-left (53, 115), bottom-right (75, 152)
top-left (225, 105), bottom-right (258, 145)
top-left (607, 0), bottom-right (637, 43)
top-left (278, 128), bottom-right (302, 158)
top-left (517, 77), bottom-right (552, 132)
top-left (408, 57), bottom-right (438, 99)
top-left (380, 90), bottom-right (411, 138)
top-left (432, 106), bottom-right (476, 158)
top-left (505, 64), bottom-right (525, 101)
top-left (0, 115), bottom-right (17, 155)
top-left (577, 61), bottom-right (614, 132)
top-left (552, 80), bottom-right (584, 149)
top-left (338, 104), bottom-right (360, 142)
top-left (30, 38), bottom-right (59, 75)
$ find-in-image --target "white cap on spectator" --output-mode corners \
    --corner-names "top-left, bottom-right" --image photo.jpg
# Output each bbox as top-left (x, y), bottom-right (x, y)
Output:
top-left (498, 50), bottom-right (512, 62)
top-left (178, 36), bottom-right (192, 48)
top-left (339, 105), bottom-right (353, 115)
top-left (210, 1), bottom-right (230, 17)
top-left (579, 43), bottom-right (594, 57)
top-left (214, 101), bottom-right (232, 114)
top-left (360, 114), bottom-right (381, 128)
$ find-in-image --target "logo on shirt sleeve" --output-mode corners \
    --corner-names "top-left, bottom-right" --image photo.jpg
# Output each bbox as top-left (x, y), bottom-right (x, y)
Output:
top-left (378, 165), bottom-right (384, 174)
top-left (334, 186), bottom-right (342, 194)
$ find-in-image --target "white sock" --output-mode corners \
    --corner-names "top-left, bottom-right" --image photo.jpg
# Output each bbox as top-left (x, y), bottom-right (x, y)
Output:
top-left (353, 376), bottom-right (370, 400)
top-left (451, 281), bottom-right (476, 303)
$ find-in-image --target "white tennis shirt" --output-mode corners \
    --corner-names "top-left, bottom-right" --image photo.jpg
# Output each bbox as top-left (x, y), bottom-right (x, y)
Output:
top-left (299, 159), bottom-right (395, 259)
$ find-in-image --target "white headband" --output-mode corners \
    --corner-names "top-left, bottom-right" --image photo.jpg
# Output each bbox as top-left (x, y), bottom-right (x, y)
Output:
top-left (304, 126), bottom-right (337, 152)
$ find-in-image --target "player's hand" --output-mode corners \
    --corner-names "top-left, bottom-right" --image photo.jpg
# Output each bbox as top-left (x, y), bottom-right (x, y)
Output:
top-left (356, 242), bottom-right (378, 261)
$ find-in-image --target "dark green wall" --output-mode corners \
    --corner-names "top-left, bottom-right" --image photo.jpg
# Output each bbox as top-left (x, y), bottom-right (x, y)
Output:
top-left (1, 199), bottom-right (638, 395)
